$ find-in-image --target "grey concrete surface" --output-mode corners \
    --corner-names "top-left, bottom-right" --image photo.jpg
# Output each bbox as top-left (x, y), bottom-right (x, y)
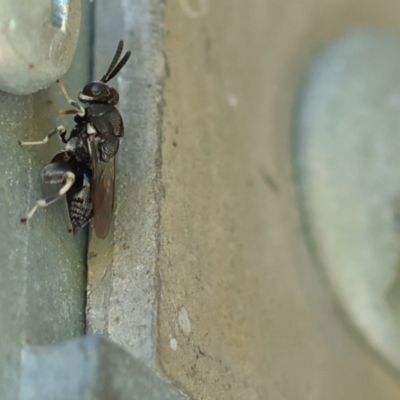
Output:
top-left (20, 335), bottom-right (187, 400)
top-left (86, 0), bottom-right (400, 399)
top-left (87, 0), bottom-right (166, 369)
top-left (0, 4), bottom-right (91, 398)
top-left (157, 1), bottom-right (400, 400)
top-left (296, 29), bottom-right (400, 373)
top-left (86, 0), bottom-right (125, 337)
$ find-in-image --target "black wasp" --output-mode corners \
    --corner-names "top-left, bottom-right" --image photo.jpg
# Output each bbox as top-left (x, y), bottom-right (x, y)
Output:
top-left (19, 41), bottom-right (131, 239)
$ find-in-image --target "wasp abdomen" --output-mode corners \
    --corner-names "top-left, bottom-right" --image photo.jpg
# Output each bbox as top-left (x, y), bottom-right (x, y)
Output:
top-left (67, 171), bottom-right (93, 233)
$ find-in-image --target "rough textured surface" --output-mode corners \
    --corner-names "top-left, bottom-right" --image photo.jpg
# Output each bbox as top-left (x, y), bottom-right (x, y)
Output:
top-left (85, 0), bottom-right (400, 398)
top-left (0, 0), bottom-right (81, 94)
top-left (86, 0), bottom-right (126, 336)
top-left (20, 335), bottom-right (188, 400)
top-left (296, 29), bottom-right (400, 373)
top-left (157, 1), bottom-right (400, 399)
top-left (86, 0), bottom-right (166, 369)
top-left (0, 5), bottom-right (92, 398)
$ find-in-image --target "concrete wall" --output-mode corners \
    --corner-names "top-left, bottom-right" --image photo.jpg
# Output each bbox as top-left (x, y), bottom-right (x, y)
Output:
top-left (0, 5), bottom-right (91, 396)
top-left (3, 0), bottom-right (400, 397)
top-left (82, 0), bottom-right (400, 398)
top-left (155, 0), bottom-right (400, 398)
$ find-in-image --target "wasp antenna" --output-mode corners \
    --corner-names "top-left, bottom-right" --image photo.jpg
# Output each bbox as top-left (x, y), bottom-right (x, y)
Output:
top-left (103, 51), bottom-right (131, 83)
top-left (100, 40), bottom-right (124, 82)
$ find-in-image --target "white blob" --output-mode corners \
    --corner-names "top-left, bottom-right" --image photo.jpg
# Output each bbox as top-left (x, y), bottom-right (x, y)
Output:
top-left (227, 93), bottom-right (239, 107)
top-left (178, 306), bottom-right (192, 336)
top-left (170, 337), bottom-right (178, 350)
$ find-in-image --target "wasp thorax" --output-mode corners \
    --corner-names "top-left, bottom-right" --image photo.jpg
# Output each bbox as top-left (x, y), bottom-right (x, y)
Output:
top-left (78, 82), bottom-right (119, 105)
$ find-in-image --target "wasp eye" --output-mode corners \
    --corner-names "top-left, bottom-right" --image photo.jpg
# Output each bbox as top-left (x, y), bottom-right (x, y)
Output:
top-left (81, 82), bottom-right (105, 98)
top-left (79, 82), bottom-right (110, 103)
top-left (89, 83), bottom-right (102, 95)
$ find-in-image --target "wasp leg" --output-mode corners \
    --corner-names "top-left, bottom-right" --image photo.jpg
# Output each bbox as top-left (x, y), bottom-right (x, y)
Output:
top-left (56, 80), bottom-right (85, 117)
top-left (18, 125), bottom-right (67, 146)
top-left (48, 100), bottom-right (78, 116)
top-left (21, 171), bottom-right (75, 224)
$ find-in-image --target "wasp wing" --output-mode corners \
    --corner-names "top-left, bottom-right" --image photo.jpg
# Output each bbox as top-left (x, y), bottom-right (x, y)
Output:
top-left (88, 136), bottom-right (115, 239)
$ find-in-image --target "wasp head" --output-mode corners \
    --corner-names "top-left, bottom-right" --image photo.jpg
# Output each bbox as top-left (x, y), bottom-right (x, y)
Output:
top-left (79, 40), bottom-right (131, 106)
top-left (78, 82), bottom-right (119, 105)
